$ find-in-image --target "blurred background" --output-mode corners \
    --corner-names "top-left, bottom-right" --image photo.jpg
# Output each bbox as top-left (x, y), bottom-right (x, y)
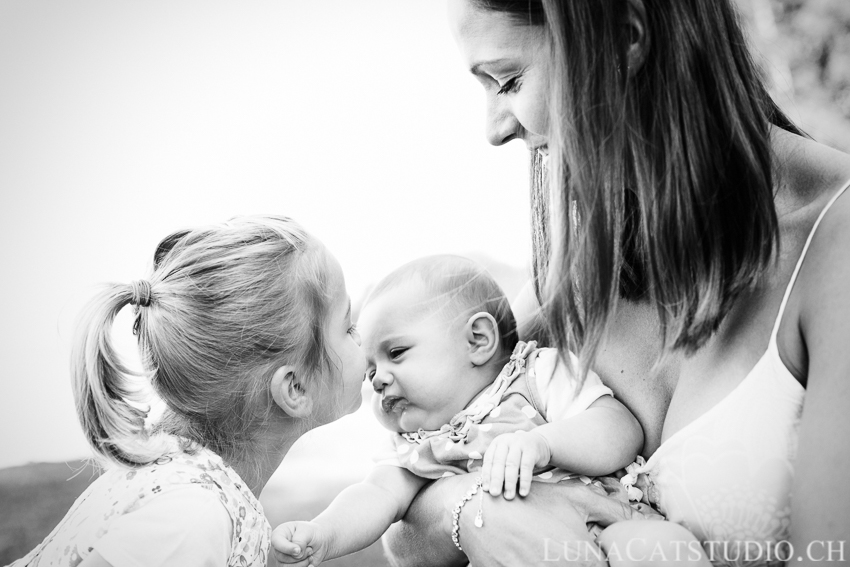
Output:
top-left (1, 0), bottom-right (848, 564)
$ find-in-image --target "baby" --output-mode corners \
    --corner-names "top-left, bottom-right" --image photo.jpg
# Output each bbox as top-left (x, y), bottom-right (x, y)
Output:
top-left (272, 255), bottom-right (648, 565)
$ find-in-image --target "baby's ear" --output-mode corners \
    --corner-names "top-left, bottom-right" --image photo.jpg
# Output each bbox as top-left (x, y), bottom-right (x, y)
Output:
top-left (465, 312), bottom-right (500, 366)
top-left (270, 365), bottom-right (314, 419)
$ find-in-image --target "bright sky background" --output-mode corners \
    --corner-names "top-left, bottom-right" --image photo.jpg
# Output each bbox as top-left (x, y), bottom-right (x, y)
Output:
top-left (0, 0), bottom-right (534, 470)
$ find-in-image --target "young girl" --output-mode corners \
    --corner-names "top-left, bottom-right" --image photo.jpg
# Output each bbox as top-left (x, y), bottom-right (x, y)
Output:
top-left (272, 256), bottom-right (705, 566)
top-left (9, 215), bottom-right (365, 567)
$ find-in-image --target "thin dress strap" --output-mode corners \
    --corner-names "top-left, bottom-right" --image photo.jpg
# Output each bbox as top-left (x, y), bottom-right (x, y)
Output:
top-left (770, 178), bottom-right (850, 340)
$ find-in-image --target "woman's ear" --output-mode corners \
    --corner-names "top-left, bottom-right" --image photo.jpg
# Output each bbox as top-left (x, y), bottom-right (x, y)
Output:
top-left (624, 0), bottom-right (649, 76)
top-left (465, 312), bottom-right (500, 366)
top-left (270, 365), bottom-right (313, 419)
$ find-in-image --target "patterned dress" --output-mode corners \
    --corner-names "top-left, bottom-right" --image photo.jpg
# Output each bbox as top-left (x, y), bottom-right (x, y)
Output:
top-left (9, 445), bottom-right (270, 567)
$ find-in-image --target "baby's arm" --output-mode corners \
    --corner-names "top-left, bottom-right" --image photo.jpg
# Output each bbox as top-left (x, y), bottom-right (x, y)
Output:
top-left (482, 395), bottom-right (643, 499)
top-left (271, 465), bottom-right (428, 566)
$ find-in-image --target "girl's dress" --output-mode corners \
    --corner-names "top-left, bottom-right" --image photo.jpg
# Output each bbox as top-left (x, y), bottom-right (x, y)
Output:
top-left (630, 179), bottom-right (850, 567)
top-left (9, 444), bottom-right (270, 567)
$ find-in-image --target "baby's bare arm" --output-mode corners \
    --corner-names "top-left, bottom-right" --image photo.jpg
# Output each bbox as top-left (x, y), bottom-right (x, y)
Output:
top-left (537, 395), bottom-right (643, 475)
top-left (309, 466), bottom-right (428, 560)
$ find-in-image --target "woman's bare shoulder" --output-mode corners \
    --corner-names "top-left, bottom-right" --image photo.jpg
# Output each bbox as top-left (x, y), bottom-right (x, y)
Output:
top-left (773, 130), bottom-right (850, 215)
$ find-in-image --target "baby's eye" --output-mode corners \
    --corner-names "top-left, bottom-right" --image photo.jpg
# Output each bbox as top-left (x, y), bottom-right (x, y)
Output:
top-left (389, 347), bottom-right (408, 360)
top-left (364, 369), bottom-right (375, 382)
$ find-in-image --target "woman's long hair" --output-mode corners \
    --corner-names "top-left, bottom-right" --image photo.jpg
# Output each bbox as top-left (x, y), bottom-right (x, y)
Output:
top-left (475, 0), bottom-right (804, 382)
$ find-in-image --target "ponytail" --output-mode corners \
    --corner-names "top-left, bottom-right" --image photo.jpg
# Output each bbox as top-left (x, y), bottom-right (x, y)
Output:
top-left (71, 216), bottom-right (338, 470)
top-left (71, 283), bottom-right (174, 467)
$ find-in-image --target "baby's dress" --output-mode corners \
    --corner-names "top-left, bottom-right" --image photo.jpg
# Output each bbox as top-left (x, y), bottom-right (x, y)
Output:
top-left (375, 341), bottom-right (657, 524)
top-left (9, 443), bottom-right (270, 567)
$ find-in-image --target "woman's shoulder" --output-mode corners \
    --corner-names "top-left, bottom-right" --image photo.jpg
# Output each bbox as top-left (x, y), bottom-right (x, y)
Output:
top-left (780, 132), bottom-right (850, 272)
top-left (776, 136), bottom-right (850, 378)
top-left (773, 130), bottom-right (850, 219)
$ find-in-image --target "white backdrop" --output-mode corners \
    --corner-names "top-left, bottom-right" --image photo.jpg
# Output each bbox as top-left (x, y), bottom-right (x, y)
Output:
top-left (0, 0), bottom-right (533, 469)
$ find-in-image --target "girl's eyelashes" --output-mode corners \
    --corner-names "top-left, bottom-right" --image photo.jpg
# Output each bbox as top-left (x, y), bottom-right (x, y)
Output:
top-left (364, 369), bottom-right (375, 382)
top-left (497, 76), bottom-right (522, 95)
top-left (347, 324), bottom-right (361, 346)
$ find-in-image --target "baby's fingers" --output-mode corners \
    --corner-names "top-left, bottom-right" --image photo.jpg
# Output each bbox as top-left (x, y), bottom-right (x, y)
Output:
top-left (271, 524), bottom-right (313, 563)
top-left (481, 444), bottom-right (495, 492)
top-left (502, 444), bottom-right (525, 500)
top-left (273, 545), bottom-right (314, 566)
top-left (485, 442), bottom-right (510, 496)
top-left (518, 448), bottom-right (537, 497)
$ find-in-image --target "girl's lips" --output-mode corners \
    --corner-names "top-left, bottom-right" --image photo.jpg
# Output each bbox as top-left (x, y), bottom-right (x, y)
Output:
top-left (381, 395), bottom-right (408, 414)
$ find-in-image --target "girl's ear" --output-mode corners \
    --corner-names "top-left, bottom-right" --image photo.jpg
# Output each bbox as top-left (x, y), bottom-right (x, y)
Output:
top-left (465, 312), bottom-right (500, 366)
top-left (270, 365), bottom-right (313, 418)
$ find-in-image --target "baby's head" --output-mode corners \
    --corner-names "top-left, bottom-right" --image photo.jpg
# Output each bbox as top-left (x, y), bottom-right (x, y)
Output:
top-left (358, 255), bottom-right (518, 433)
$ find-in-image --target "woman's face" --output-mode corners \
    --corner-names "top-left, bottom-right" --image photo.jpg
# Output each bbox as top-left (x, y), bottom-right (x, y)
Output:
top-left (448, 0), bottom-right (550, 152)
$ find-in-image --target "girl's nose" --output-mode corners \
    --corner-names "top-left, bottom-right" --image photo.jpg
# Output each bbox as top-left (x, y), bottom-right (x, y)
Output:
top-left (371, 369), bottom-right (393, 393)
top-left (485, 93), bottom-right (519, 146)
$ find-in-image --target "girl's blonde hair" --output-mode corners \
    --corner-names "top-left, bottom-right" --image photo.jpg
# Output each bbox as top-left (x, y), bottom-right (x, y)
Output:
top-left (72, 215), bottom-right (336, 468)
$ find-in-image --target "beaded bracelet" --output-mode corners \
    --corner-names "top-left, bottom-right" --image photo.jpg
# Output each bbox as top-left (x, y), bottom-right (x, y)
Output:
top-left (450, 476), bottom-right (484, 552)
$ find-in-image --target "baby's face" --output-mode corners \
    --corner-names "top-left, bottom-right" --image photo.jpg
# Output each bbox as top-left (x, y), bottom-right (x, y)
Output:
top-left (358, 280), bottom-right (475, 433)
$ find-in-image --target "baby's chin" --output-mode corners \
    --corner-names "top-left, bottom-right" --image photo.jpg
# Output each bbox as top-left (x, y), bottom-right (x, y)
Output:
top-left (371, 405), bottom-right (435, 433)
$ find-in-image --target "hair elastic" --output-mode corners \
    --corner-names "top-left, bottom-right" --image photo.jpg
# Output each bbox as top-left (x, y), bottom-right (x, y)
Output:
top-left (129, 280), bottom-right (153, 307)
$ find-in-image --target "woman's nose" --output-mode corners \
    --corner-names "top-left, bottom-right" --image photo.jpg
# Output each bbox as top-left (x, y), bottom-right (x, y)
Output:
top-left (485, 93), bottom-right (519, 146)
top-left (371, 369), bottom-right (393, 393)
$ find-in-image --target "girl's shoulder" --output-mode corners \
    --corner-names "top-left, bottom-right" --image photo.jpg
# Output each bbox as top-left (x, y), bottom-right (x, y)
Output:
top-left (13, 448), bottom-right (270, 567)
top-left (112, 446), bottom-right (265, 521)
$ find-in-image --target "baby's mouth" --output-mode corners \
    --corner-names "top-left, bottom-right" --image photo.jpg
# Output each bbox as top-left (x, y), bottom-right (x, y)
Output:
top-left (381, 395), bottom-right (408, 415)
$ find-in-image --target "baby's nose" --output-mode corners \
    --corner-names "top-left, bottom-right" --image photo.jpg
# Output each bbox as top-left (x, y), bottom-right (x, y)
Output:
top-left (371, 369), bottom-right (393, 393)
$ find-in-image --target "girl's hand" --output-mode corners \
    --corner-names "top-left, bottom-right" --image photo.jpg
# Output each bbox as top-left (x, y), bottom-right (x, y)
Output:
top-left (481, 431), bottom-right (551, 499)
top-left (271, 521), bottom-right (329, 566)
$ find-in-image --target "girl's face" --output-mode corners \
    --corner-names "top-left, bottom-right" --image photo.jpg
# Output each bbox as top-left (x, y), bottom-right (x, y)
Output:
top-left (448, 0), bottom-right (550, 153)
top-left (320, 255), bottom-right (367, 420)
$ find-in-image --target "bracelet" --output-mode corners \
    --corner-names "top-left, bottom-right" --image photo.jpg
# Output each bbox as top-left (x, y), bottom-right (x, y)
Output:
top-left (450, 476), bottom-right (484, 552)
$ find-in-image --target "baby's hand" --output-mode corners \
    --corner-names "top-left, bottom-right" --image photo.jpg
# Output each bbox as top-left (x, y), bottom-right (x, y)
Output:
top-left (271, 521), bottom-right (329, 566)
top-left (481, 430), bottom-right (551, 500)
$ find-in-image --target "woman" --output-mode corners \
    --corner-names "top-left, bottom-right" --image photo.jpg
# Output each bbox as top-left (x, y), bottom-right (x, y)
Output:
top-left (382, 1), bottom-right (850, 565)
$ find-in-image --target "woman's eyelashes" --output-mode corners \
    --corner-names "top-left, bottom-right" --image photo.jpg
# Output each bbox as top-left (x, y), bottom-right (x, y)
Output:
top-left (497, 76), bottom-right (522, 95)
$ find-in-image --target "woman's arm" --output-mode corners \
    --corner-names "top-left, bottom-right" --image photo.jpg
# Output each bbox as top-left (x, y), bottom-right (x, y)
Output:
top-left (383, 473), bottom-right (644, 567)
top-left (790, 192), bottom-right (850, 563)
top-left (381, 475), bottom-right (469, 567)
